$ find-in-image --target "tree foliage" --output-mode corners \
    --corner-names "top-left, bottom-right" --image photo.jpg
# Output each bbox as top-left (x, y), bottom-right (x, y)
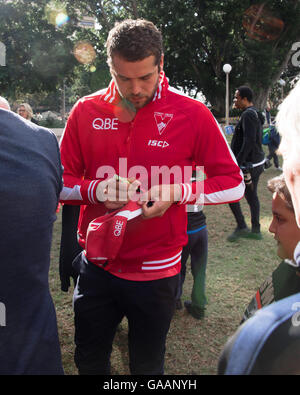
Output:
top-left (0, 0), bottom-right (78, 99)
top-left (59, 0), bottom-right (300, 112)
top-left (138, 0), bottom-right (300, 113)
top-left (0, 0), bottom-right (300, 114)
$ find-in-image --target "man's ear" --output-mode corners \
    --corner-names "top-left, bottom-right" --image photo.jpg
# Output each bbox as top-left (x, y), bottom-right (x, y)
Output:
top-left (159, 54), bottom-right (164, 73)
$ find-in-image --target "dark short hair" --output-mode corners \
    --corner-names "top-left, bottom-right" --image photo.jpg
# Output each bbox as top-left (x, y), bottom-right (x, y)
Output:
top-left (267, 174), bottom-right (294, 211)
top-left (237, 86), bottom-right (253, 102)
top-left (106, 19), bottom-right (163, 67)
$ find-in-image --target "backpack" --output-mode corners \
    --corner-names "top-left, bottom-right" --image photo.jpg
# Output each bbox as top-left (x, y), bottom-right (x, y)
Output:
top-left (257, 110), bottom-right (265, 126)
top-left (247, 107), bottom-right (265, 126)
top-left (262, 125), bottom-right (280, 147)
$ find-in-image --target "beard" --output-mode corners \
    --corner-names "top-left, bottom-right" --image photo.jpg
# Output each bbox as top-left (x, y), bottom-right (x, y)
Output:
top-left (120, 74), bottom-right (160, 110)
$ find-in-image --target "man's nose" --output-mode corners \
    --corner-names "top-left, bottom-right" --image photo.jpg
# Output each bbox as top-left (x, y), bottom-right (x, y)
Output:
top-left (130, 79), bottom-right (141, 95)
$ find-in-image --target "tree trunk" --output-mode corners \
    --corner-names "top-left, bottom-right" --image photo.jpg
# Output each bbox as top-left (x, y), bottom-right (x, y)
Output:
top-left (254, 88), bottom-right (271, 111)
top-left (210, 95), bottom-right (226, 118)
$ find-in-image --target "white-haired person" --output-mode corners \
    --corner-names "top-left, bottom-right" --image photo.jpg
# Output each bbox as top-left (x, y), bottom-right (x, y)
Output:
top-left (276, 79), bottom-right (300, 236)
top-left (17, 102), bottom-right (39, 124)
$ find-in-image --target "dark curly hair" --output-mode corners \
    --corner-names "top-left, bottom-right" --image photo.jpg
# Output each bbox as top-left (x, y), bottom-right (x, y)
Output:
top-left (237, 86), bottom-right (254, 102)
top-left (106, 19), bottom-right (163, 67)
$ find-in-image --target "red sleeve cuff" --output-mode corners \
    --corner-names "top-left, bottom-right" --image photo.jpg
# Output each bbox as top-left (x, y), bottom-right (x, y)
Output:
top-left (178, 183), bottom-right (193, 205)
top-left (82, 179), bottom-right (102, 204)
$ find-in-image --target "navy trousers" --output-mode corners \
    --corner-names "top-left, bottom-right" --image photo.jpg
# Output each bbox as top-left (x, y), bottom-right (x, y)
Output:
top-left (267, 144), bottom-right (279, 168)
top-left (73, 252), bottom-right (179, 375)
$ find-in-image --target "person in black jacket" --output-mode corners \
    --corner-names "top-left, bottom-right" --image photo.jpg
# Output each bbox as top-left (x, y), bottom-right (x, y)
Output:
top-left (227, 86), bottom-right (265, 242)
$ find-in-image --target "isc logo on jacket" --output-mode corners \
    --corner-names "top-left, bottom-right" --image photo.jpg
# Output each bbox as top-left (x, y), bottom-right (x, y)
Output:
top-left (148, 140), bottom-right (169, 148)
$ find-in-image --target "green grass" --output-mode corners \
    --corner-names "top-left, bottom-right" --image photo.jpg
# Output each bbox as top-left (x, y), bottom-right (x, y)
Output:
top-left (49, 159), bottom-right (283, 375)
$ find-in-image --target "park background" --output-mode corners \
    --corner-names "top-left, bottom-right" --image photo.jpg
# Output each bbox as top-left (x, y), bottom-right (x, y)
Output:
top-left (1, 0), bottom-right (300, 375)
top-left (1, 1), bottom-right (300, 120)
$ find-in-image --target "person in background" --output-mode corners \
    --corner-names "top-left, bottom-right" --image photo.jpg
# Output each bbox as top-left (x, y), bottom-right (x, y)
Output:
top-left (218, 176), bottom-right (300, 375)
top-left (176, 206), bottom-right (208, 319)
top-left (59, 204), bottom-right (82, 292)
top-left (17, 102), bottom-right (39, 124)
top-left (265, 123), bottom-right (282, 171)
top-left (265, 101), bottom-right (271, 125)
top-left (240, 174), bottom-right (300, 324)
top-left (0, 98), bottom-right (64, 374)
top-left (227, 86), bottom-right (265, 242)
top-left (218, 81), bottom-right (300, 376)
top-left (176, 170), bottom-right (208, 320)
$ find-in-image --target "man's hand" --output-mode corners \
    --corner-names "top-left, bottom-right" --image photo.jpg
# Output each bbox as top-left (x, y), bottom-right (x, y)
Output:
top-left (96, 175), bottom-right (140, 210)
top-left (138, 184), bottom-right (181, 219)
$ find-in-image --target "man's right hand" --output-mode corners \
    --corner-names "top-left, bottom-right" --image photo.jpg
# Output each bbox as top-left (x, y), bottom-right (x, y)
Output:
top-left (96, 175), bottom-right (140, 209)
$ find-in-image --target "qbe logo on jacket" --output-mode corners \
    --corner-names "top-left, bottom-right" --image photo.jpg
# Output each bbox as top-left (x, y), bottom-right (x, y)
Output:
top-left (114, 220), bottom-right (124, 237)
top-left (93, 118), bottom-right (119, 130)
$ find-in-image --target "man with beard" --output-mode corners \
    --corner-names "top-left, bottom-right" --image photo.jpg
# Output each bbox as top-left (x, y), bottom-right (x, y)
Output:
top-left (60, 19), bottom-right (244, 375)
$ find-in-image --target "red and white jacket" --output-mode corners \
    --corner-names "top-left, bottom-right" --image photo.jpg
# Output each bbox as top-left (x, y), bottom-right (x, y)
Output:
top-left (59, 72), bottom-right (244, 280)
